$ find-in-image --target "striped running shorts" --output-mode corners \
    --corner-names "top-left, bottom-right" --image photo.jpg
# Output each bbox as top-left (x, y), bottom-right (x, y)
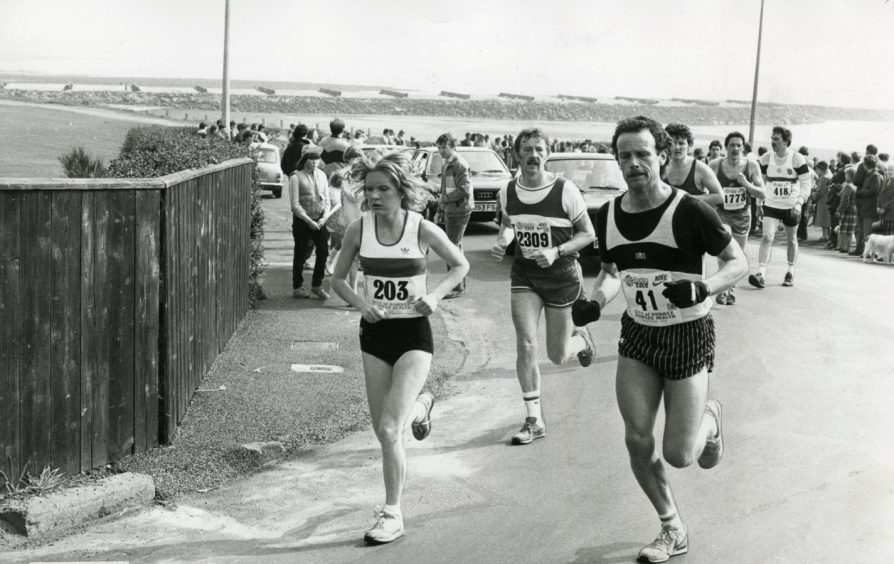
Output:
top-left (618, 312), bottom-right (715, 380)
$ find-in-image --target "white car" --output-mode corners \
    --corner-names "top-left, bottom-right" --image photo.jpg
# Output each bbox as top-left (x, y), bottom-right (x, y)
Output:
top-left (250, 142), bottom-right (284, 198)
top-left (544, 152), bottom-right (627, 255)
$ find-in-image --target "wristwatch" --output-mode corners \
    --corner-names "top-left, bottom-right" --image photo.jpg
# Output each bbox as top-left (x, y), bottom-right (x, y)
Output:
top-left (557, 245), bottom-right (566, 257)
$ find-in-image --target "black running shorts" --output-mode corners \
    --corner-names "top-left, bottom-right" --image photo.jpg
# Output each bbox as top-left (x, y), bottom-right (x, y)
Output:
top-left (762, 205), bottom-right (800, 227)
top-left (510, 258), bottom-right (584, 308)
top-left (618, 313), bottom-right (715, 380)
top-left (359, 316), bottom-right (434, 366)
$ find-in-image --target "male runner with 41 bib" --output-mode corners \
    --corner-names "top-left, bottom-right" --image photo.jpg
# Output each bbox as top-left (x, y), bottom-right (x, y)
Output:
top-left (749, 125), bottom-right (812, 288)
top-left (571, 116), bottom-right (747, 563)
top-left (490, 128), bottom-right (596, 446)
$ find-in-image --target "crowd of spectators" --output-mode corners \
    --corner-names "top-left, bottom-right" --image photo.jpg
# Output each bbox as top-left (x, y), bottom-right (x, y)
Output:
top-left (682, 139), bottom-right (894, 259)
top-left (198, 115), bottom-right (894, 266)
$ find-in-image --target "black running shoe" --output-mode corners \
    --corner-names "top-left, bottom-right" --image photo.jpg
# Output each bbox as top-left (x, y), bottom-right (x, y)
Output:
top-left (747, 273), bottom-right (766, 288)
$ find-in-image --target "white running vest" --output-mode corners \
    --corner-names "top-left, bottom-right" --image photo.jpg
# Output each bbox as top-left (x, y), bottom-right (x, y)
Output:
top-left (763, 151), bottom-right (801, 209)
top-left (359, 211), bottom-right (428, 318)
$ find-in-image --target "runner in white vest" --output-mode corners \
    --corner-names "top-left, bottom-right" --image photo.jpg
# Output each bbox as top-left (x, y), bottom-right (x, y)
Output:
top-left (749, 125), bottom-right (812, 288)
top-left (331, 152), bottom-right (469, 545)
top-left (571, 116), bottom-right (747, 563)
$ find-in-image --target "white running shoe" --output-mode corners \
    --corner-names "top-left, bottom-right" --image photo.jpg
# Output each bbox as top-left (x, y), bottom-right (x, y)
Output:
top-left (637, 523), bottom-right (688, 563)
top-left (364, 507), bottom-right (404, 544)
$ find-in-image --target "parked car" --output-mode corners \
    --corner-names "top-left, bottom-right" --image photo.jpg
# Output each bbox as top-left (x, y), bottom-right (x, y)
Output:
top-left (250, 142), bottom-right (284, 198)
top-left (358, 144), bottom-right (414, 160)
top-left (411, 146), bottom-right (512, 223)
top-left (543, 152), bottom-right (627, 255)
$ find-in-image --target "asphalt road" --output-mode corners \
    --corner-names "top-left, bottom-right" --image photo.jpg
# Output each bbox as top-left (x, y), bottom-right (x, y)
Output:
top-left (6, 195), bottom-right (893, 564)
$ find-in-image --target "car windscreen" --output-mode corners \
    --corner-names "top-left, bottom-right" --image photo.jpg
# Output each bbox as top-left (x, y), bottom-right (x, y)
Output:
top-left (255, 148), bottom-right (278, 163)
top-left (545, 158), bottom-right (625, 190)
top-left (427, 151), bottom-right (508, 176)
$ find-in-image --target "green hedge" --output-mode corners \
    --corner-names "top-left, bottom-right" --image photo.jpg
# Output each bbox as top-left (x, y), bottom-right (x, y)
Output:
top-left (105, 127), bottom-right (264, 306)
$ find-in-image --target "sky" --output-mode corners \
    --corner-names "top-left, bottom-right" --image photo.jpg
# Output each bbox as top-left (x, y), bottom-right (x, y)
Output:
top-left (2, 0), bottom-right (894, 109)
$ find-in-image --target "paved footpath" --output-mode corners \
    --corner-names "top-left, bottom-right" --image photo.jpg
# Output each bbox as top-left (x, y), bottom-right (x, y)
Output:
top-left (3, 221), bottom-right (893, 563)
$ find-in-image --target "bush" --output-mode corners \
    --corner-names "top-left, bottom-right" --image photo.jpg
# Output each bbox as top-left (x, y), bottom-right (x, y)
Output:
top-left (58, 146), bottom-right (106, 178)
top-left (105, 127), bottom-right (264, 306)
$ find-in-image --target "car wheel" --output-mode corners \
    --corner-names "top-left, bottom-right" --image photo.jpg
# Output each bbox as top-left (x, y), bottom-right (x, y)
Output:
top-left (272, 187), bottom-right (282, 199)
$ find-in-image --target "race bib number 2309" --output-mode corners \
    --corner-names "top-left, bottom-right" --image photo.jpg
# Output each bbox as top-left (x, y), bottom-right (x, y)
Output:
top-left (514, 220), bottom-right (552, 259)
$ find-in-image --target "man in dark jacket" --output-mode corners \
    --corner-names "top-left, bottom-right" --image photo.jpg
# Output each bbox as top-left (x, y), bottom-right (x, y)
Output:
top-left (852, 154), bottom-right (883, 255)
top-left (281, 124), bottom-right (310, 176)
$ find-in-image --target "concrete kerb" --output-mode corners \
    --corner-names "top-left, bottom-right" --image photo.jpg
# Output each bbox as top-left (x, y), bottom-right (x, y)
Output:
top-left (0, 472), bottom-right (155, 538)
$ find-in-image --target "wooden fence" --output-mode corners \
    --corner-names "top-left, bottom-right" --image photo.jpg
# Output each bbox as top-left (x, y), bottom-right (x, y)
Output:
top-left (0, 158), bottom-right (253, 483)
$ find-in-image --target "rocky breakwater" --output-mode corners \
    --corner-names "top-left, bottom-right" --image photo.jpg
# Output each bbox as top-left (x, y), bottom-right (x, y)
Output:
top-left (2, 88), bottom-right (892, 126)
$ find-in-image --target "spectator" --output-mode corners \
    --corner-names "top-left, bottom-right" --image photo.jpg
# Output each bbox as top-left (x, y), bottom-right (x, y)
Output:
top-left (281, 124), bottom-right (311, 177)
top-left (436, 133), bottom-right (472, 299)
top-left (812, 161), bottom-right (832, 242)
top-left (836, 167), bottom-right (858, 253)
top-left (796, 146), bottom-right (816, 241)
top-left (196, 122), bottom-right (208, 137)
top-left (460, 132), bottom-right (473, 147)
top-left (289, 146), bottom-right (331, 300)
top-left (851, 154), bottom-right (882, 255)
top-left (707, 139), bottom-right (723, 161)
top-left (319, 118), bottom-right (351, 177)
top-left (853, 144), bottom-right (879, 189)
top-left (876, 161), bottom-right (894, 235)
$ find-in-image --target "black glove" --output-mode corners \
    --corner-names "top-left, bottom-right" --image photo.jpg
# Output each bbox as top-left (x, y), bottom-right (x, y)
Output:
top-left (661, 280), bottom-right (709, 309)
top-left (571, 299), bottom-right (601, 326)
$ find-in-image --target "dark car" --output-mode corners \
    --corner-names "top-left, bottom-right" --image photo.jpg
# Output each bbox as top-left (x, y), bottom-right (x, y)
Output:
top-left (412, 146), bottom-right (512, 223)
top-left (543, 152), bottom-right (627, 254)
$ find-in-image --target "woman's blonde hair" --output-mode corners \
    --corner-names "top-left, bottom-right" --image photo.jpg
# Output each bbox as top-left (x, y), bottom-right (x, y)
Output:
top-left (349, 151), bottom-right (426, 211)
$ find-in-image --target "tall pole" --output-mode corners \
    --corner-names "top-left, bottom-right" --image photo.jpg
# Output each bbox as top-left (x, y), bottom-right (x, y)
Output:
top-left (748, 0), bottom-right (765, 146)
top-left (221, 0), bottom-right (231, 137)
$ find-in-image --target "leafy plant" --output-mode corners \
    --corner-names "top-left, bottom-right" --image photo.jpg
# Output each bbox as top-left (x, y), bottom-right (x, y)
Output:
top-left (0, 459), bottom-right (29, 495)
top-left (58, 146), bottom-right (106, 178)
top-left (25, 465), bottom-right (64, 495)
top-left (1, 460), bottom-right (65, 497)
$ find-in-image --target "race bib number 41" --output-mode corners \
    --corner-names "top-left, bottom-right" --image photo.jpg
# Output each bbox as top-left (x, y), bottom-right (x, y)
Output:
top-left (620, 271), bottom-right (682, 326)
top-left (514, 220), bottom-right (552, 259)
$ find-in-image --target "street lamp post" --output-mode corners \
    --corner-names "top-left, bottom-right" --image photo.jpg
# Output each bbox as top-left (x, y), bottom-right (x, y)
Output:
top-left (222, 0), bottom-right (231, 138)
top-left (748, 0), bottom-right (765, 146)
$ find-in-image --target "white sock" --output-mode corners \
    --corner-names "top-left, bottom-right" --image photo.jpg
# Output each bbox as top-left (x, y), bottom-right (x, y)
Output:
top-left (523, 392), bottom-right (542, 422)
top-left (659, 511), bottom-right (683, 530)
top-left (382, 504), bottom-right (402, 518)
top-left (787, 263), bottom-right (795, 274)
top-left (757, 265), bottom-right (767, 276)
